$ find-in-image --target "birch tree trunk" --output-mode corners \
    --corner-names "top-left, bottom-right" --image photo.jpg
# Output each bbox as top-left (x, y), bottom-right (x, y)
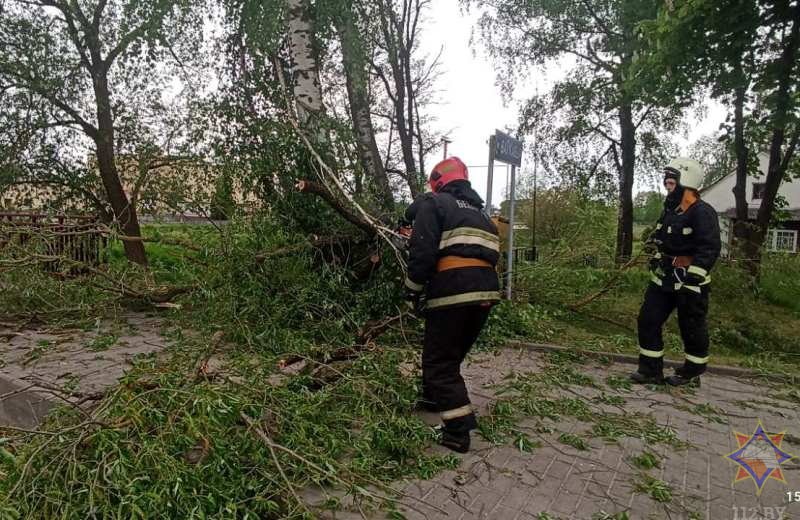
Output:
top-left (287, 0), bottom-right (325, 132)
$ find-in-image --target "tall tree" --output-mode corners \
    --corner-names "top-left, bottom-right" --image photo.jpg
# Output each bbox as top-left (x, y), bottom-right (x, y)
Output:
top-left (687, 133), bottom-right (737, 188)
top-left (640, 0), bottom-right (800, 275)
top-left (466, 0), bottom-right (681, 263)
top-left (333, 2), bottom-right (394, 212)
top-left (371, 0), bottom-right (440, 198)
top-left (0, 0), bottom-right (198, 265)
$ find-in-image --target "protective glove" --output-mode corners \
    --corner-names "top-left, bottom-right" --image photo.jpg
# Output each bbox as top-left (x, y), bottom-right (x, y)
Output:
top-left (642, 240), bottom-right (659, 255)
top-left (673, 267), bottom-right (704, 286)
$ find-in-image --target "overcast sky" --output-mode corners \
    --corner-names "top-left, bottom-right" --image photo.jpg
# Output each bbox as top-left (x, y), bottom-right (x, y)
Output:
top-left (417, 0), bottom-right (727, 205)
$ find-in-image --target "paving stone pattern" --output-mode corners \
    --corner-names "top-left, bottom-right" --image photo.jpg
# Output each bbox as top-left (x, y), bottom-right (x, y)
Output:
top-left (322, 348), bottom-right (800, 520)
top-left (0, 313), bottom-right (170, 427)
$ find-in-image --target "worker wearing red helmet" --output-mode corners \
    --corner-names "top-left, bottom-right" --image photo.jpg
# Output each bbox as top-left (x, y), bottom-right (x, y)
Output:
top-left (403, 156), bottom-right (501, 453)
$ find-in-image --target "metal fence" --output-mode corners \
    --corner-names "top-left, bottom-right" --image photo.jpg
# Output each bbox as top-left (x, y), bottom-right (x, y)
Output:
top-left (0, 212), bottom-right (107, 271)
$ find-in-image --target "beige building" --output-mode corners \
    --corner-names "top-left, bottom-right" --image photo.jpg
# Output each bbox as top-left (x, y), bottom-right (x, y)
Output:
top-left (2, 154), bottom-right (259, 219)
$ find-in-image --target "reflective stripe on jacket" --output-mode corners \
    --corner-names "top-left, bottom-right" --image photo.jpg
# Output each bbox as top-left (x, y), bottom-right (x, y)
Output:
top-left (649, 192), bottom-right (721, 293)
top-left (405, 187), bottom-right (500, 310)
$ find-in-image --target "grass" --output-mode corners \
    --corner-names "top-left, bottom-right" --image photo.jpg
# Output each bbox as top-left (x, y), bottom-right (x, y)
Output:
top-left (685, 403), bottom-right (727, 424)
top-left (515, 253), bottom-right (800, 377)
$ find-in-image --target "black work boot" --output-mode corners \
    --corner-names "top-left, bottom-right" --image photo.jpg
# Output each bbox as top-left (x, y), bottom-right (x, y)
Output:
top-left (631, 356), bottom-right (664, 384)
top-left (667, 363), bottom-right (703, 387)
top-left (666, 373), bottom-right (701, 387)
top-left (440, 430), bottom-right (470, 453)
top-left (439, 413), bottom-right (477, 454)
top-left (629, 371), bottom-right (664, 385)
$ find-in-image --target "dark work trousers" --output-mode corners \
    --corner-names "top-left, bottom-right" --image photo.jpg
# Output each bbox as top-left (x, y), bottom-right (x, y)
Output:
top-left (422, 304), bottom-right (491, 433)
top-left (637, 283), bottom-right (710, 377)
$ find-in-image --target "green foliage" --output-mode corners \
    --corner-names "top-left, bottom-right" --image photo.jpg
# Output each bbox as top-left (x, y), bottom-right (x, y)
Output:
top-left (0, 345), bottom-right (460, 518)
top-left (0, 217), bottom-right (442, 517)
top-left (633, 475), bottom-right (673, 503)
top-left (515, 190), bottom-right (618, 264)
top-left (631, 451), bottom-right (661, 470)
top-left (88, 333), bottom-right (118, 352)
top-left (478, 301), bottom-right (559, 348)
top-left (605, 375), bottom-right (633, 392)
top-left (0, 0), bottom-right (207, 218)
top-left (633, 191), bottom-right (663, 224)
top-left (686, 403), bottom-right (726, 424)
top-left (687, 133), bottom-right (736, 188)
top-left (210, 172), bottom-right (237, 221)
top-left (558, 432), bottom-right (589, 450)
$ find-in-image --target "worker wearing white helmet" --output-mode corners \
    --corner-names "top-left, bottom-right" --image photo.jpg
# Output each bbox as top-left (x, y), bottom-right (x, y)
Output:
top-left (632, 157), bottom-right (721, 386)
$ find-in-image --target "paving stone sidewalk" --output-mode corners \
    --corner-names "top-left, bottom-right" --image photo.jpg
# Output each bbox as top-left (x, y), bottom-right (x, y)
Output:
top-left (0, 313), bottom-right (170, 427)
top-left (322, 348), bottom-right (800, 520)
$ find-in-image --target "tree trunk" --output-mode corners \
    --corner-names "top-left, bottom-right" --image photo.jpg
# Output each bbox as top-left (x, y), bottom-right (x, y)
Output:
top-left (615, 103), bottom-right (636, 264)
top-left (731, 81), bottom-right (752, 263)
top-left (287, 0), bottom-right (325, 131)
top-left (376, 0), bottom-right (419, 197)
top-left (92, 72), bottom-right (147, 266)
top-left (335, 11), bottom-right (394, 213)
top-left (746, 6), bottom-right (800, 277)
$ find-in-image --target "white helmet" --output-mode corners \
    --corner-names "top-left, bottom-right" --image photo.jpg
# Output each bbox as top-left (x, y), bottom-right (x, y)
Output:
top-left (664, 157), bottom-right (704, 190)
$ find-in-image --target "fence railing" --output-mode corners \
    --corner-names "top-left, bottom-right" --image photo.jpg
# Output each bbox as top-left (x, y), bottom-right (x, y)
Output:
top-left (0, 212), bottom-right (107, 271)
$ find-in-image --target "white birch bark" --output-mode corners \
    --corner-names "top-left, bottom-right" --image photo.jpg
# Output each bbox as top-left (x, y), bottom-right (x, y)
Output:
top-left (286, 0), bottom-right (325, 127)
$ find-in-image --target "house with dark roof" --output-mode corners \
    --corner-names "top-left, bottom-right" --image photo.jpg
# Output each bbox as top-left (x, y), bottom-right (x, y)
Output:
top-left (700, 153), bottom-right (799, 255)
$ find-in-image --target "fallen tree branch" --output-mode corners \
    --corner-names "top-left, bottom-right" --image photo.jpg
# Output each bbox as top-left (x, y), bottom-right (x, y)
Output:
top-left (296, 180), bottom-right (375, 236)
top-left (255, 235), bottom-right (364, 263)
top-left (239, 411), bottom-right (448, 516)
top-left (2, 252), bottom-right (195, 304)
top-left (270, 55), bottom-right (407, 272)
top-left (355, 313), bottom-right (407, 345)
top-left (568, 251), bottom-right (646, 310)
top-left (278, 310), bottom-right (413, 373)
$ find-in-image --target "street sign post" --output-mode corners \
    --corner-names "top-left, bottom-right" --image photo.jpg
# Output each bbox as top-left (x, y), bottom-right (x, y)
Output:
top-left (484, 130), bottom-right (523, 299)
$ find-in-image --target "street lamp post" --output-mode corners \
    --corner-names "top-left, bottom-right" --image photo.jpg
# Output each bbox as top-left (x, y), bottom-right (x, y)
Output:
top-left (441, 137), bottom-right (452, 159)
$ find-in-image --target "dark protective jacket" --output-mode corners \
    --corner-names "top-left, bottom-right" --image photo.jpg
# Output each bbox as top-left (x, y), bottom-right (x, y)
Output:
top-left (649, 189), bottom-right (721, 293)
top-left (404, 181), bottom-right (501, 310)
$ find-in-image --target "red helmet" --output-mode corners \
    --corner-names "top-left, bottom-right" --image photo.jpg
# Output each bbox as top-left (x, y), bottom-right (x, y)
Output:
top-left (429, 156), bottom-right (468, 193)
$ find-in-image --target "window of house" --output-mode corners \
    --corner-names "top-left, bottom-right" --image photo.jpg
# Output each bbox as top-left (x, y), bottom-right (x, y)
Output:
top-left (752, 182), bottom-right (766, 200)
top-left (765, 229), bottom-right (798, 253)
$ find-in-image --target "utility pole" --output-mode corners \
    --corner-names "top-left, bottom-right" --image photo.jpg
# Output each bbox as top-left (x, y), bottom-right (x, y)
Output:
top-left (531, 135), bottom-right (538, 262)
top-left (506, 164), bottom-right (517, 299)
top-left (441, 137), bottom-right (452, 160)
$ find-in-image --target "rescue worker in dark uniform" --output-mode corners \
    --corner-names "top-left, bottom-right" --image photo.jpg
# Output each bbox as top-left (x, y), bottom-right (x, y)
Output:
top-left (404, 156), bottom-right (501, 452)
top-left (632, 157), bottom-right (721, 386)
